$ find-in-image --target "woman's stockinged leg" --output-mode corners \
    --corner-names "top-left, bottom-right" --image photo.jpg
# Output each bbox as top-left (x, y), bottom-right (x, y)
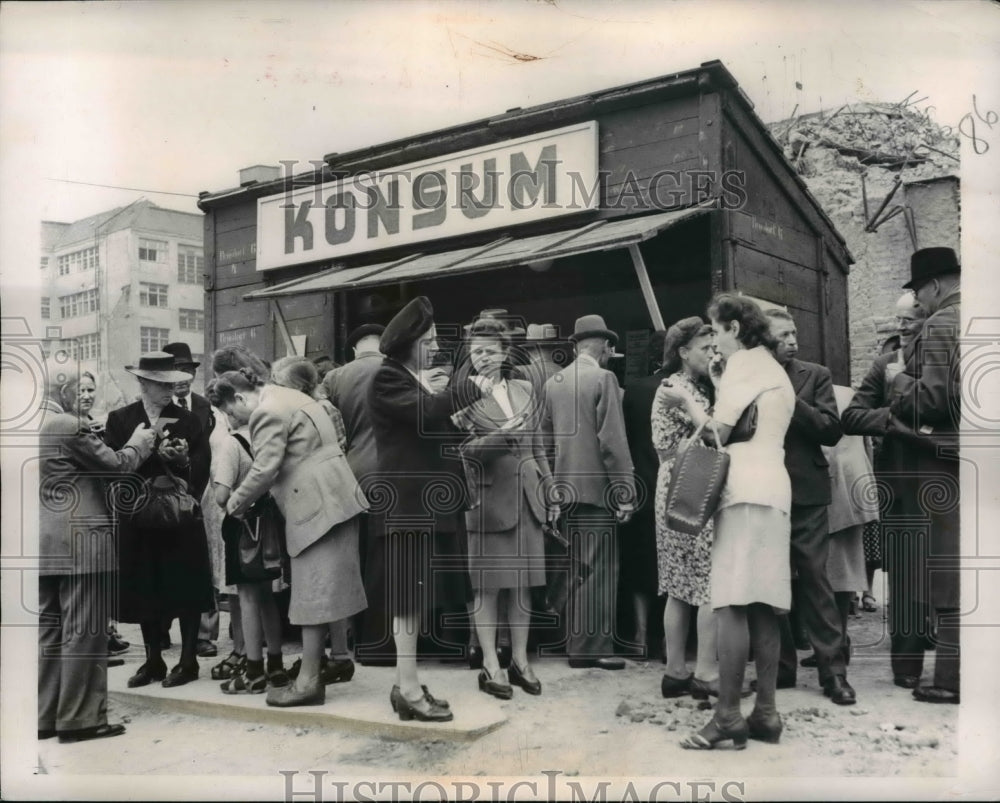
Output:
top-left (508, 584), bottom-right (532, 671)
top-left (693, 604), bottom-right (719, 682)
top-left (747, 603), bottom-right (781, 714)
top-left (715, 605), bottom-right (749, 724)
top-left (663, 597), bottom-right (693, 679)
top-left (178, 612), bottom-right (200, 667)
top-left (394, 613), bottom-right (421, 700)
top-left (228, 594), bottom-right (245, 655)
top-left (239, 585), bottom-right (264, 662)
top-left (473, 590), bottom-right (500, 676)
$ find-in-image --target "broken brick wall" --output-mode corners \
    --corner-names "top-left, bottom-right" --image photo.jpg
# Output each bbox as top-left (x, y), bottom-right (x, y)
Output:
top-left (768, 103), bottom-right (959, 384)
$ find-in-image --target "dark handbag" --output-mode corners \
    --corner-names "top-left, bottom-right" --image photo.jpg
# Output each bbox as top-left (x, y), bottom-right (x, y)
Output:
top-left (238, 495), bottom-right (284, 581)
top-left (727, 401), bottom-right (758, 445)
top-left (664, 419), bottom-right (730, 535)
top-left (133, 453), bottom-right (200, 529)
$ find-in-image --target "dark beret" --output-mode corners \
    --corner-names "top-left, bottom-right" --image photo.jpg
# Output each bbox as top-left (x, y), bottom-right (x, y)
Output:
top-left (380, 297), bottom-right (434, 357)
top-left (346, 323), bottom-right (385, 351)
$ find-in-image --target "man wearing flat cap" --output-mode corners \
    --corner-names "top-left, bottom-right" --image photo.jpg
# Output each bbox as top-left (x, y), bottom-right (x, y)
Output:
top-left (368, 297), bottom-right (487, 719)
top-left (887, 246), bottom-right (962, 704)
top-left (323, 323), bottom-right (391, 664)
top-left (542, 314), bottom-right (636, 670)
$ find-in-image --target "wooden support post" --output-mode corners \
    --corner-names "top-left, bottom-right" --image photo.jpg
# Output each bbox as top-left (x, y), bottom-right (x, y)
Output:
top-left (271, 299), bottom-right (296, 356)
top-left (627, 243), bottom-right (666, 330)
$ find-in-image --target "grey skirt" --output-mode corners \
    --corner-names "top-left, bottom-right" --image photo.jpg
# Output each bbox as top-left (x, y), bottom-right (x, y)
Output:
top-left (288, 518), bottom-right (367, 626)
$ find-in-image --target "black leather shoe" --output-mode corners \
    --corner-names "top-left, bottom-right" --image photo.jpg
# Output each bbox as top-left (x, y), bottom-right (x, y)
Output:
top-left (893, 674), bottom-right (921, 689)
top-left (568, 657), bottom-right (626, 670)
top-left (58, 723), bottom-right (126, 743)
top-left (747, 709), bottom-right (783, 744)
top-left (108, 633), bottom-right (130, 655)
top-left (108, 657), bottom-right (125, 668)
top-left (127, 659), bottom-right (167, 688)
top-left (478, 668), bottom-right (513, 700)
top-left (196, 640), bottom-right (218, 658)
top-left (912, 685), bottom-right (959, 704)
top-left (509, 662), bottom-right (542, 695)
top-left (162, 663), bottom-right (199, 688)
top-left (38, 729), bottom-right (56, 740)
top-left (321, 658), bottom-right (355, 685)
top-left (394, 690), bottom-right (453, 722)
top-left (661, 672), bottom-right (693, 698)
top-left (390, 684), bottom-right (450, 711)
top-left (823, 675), bottom-right (857, 705)
top-left (800, 653), bottom-right (818, 668)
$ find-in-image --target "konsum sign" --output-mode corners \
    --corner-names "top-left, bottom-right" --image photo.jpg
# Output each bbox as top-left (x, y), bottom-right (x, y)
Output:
top-left (256, 122), bottom-right (599, 271)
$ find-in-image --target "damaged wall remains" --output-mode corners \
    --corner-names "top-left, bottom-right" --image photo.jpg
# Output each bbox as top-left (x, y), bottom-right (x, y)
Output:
top-left (767, 102), bottom-right (959, 384)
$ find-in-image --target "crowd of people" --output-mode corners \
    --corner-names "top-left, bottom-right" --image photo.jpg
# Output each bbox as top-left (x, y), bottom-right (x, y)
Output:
top-left (37, 246), bottom-right (961, 748)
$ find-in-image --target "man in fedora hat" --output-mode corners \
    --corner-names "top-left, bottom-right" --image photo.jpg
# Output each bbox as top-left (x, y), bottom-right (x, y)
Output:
top-left (322, 323), bottom-right (392, 665)
top-left (162, 342), bottom-right (219, 658)
top-left (888, 246), bottom-right (962, 704)
top-left (542, 314), bottom-right (636, 670)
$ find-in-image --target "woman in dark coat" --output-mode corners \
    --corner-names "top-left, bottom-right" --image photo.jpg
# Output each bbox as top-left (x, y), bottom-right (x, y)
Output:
top-left (38, 364), bottom-right (157, 742)
top-left (105, 353), bottom-right (215, 689)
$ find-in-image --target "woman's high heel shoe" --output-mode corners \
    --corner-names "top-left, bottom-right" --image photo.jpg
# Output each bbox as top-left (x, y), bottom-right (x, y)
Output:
top-left (478, 667), bottom-right (513, 700)
top-left (508, 662), bottom-right (542, 695)
top-left (390, 685), bottom-right (450, 712)
top-left (747, 709), bottom-right (783, 743)
top-left (680, 717), bottom-right (749, 750)
top-left (394, 690), bottom-right (453, 722)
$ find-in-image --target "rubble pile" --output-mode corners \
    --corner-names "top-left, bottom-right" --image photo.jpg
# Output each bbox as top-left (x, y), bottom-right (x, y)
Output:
top-left (767, 103), bottom-right (960, 383)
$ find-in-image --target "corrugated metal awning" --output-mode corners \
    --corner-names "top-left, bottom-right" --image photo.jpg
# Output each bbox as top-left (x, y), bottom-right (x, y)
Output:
top-left (244, 204), bottom-right (711, 300)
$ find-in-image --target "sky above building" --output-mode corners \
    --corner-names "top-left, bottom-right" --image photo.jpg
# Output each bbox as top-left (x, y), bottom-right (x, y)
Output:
top-left (1, 0), bottom-right (997, 293)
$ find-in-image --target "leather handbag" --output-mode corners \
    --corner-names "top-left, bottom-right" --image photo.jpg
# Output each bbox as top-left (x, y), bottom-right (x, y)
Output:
top-left (133, 454), bottom-right (200, 530)
top-left (727, 400), bottom-right (758, 445)
top-left (230, 433), bottom-right (285, 581)
top-left (664, 419), bottom-right (730, 535)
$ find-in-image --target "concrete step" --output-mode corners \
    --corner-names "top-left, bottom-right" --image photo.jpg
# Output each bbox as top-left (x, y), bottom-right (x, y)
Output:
top-left (108, 659), bottom-right (507, 742)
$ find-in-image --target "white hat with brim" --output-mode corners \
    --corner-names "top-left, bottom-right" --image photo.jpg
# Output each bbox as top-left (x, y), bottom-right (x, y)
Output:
top-left (125, 352), bottom-right (192, 383)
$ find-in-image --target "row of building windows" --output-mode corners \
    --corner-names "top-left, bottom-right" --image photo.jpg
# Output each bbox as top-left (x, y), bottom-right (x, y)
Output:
top-left (56, 247), bottom-right (99, 275)
top-left (58, 289), bottom-right (99, 319)
top-left (49, 331), bottom-right (204, 363)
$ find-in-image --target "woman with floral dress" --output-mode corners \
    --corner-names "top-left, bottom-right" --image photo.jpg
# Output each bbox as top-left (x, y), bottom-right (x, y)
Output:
top-left (651, 317), bottom-right (719, 699)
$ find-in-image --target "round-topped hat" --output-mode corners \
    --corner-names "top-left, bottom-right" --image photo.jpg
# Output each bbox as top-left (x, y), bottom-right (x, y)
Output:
top-left (380, 296), bottom-right (434, 357)
top-left (903, 247), bottom-right (960, 290)
top-left (346, 323), bottom-right (385, 351)
top-left (162, 342), bottom-right (200, 368)
top-left (569, 314), bottom-right (619, 346)
top-left (125, 352), bottom-right (193, 383)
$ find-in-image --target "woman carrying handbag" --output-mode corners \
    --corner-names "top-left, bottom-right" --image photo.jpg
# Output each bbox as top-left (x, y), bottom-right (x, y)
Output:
top-left (658, 295), bottom-right (795, 750)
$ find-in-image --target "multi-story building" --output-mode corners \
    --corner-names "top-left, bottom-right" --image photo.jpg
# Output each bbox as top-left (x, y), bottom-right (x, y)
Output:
top-left (40, 199), bottom-right (205, 414)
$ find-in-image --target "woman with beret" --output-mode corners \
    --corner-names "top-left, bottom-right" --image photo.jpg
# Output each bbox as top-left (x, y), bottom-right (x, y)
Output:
top-left (651, 317), bottom-right (720, 699)
top-left (38, 363), bottom-right (157, 742)
top-left (658, 295), bottom-right (794, 749)
top-left (453, 317), bottom-right (555, 699)
top-left (225, 356), bottom-right (368, 707)
top-left (369, 296), bottom-right (487, 722)
top-left (105, 353), bottom-right (216, 690)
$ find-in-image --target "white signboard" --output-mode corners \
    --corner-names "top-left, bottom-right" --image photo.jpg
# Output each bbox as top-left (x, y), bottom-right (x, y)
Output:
top-left (255, 121), bottom-right (599, 270)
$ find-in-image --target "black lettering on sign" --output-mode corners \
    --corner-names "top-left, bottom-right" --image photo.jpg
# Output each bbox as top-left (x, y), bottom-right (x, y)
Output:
top-left (508, 145), bottom-right (559, 209)
top-left (284, 201), bottom-right (313, 254)
top-left (459, 158), bottom-right (499, 219)
top-left (325, 193), bottom-right (356, 245)
top-left (412, 171), bottom-right (447, 231)
top-left (366, 179), bottom-right (400, 239)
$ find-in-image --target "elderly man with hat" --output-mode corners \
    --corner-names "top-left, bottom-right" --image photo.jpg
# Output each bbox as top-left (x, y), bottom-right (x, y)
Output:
top-left (163, 342), bottom-right (220, 658)
top-left (368, 297), bottom-right (487, 721)
top-left (885, 246), bottom-right (962, 704)
top-left (542, 314), bottom-right (637, 669)
top-left (321, 323), bottom-right (393, 665)
top-left (104, 353), bottom-right (215, 690)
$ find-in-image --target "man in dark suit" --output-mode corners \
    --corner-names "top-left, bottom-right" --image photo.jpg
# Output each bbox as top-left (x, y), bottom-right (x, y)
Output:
top-left (368, 297), bottom-right (486, 719)
top-left (764, 310), bottom-right (854, 704)
top-left (842, 291), bottom-right (930, 691)
top-left (619, 331), bottom-right (668, 659)
top-left (162, 342), bottom-right (218, 658)
top-left (542, 314), bottom-right (636, 670)
top-left (889, 247), bottom-right (961, 704)
top-left (323, 324), bottom-right (391, 665)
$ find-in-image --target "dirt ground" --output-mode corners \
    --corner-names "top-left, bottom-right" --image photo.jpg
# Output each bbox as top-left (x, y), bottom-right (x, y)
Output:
top-left (31, 576), bottom-right (961, 798)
